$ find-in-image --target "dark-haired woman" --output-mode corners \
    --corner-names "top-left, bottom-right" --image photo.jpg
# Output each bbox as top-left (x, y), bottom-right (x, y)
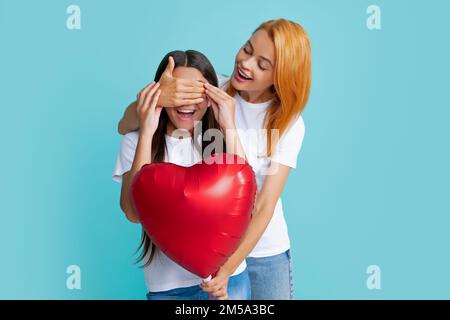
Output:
top-left (112, 50), bottom-right (250, 300)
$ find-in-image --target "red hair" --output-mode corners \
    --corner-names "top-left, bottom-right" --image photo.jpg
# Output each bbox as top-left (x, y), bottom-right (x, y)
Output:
top-left (227, 19), bottom-right (312, 156)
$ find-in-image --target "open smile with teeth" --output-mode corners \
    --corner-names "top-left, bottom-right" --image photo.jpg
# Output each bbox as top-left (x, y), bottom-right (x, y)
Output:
top-left (176, 109), bottom-right (196, 120)
top-left (237, 66), bottom-right (253, 80)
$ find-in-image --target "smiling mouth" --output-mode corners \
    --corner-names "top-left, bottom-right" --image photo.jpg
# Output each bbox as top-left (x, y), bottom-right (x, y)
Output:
top-left (236, 66), bottom-right (253, 80)
top-left (176, 109), bottom-right (196, 120)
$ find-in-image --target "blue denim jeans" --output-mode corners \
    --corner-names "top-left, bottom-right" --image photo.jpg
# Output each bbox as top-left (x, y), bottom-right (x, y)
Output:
top-left (146, 268), bottom-right (251, 300)
top-left (245, 249), bottom-right (294, 300)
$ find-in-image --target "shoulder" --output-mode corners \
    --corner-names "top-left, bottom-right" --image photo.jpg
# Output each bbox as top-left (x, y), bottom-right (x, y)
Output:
top-left (270, 114), bottom-right (306, 168)
top-left (121, 131), bottom-right (139, 149)
top-left (284, 114), bottom-right (305, 138)
top-left (124, 130), bottom-right (139, 142)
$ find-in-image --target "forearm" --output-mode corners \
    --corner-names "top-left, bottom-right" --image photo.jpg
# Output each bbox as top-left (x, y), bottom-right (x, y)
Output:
top-left (130, 130), bottom-right (153, 175)
top-left (118, 101), bottom-right (139, 135)
top-left (121, 131), bottom-right (154, 222)
top-left (223, 203), bottom-right (274, 275)
top-left (222, 163), bottom-right (291, 274)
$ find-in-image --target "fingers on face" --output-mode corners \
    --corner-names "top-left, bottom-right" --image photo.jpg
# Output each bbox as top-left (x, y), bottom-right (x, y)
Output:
top-left (162, 56), bottom-right (175, 76)
top-left (184, 79), bottom-right (206, 88)
top-left (167, 56), bottom-right (174, 69)
top-left (205, 86), bottom-right (229, 103)
top-left (176, 92), bottom-right (204, 100)
top-left (204, 88), bottom-right (222, 103)
top-left (150, 89), bottom-right (161, 109)
top-left (169, 97), bottom-right (204, 108)
top-left (137, 83), bottom-right (150, 110)
top-left (179, 85), bottom-right (205, 96)
top-left (138, 81), bottom-right (156, 100)
top-left (137, 83), bottom-right (153, 110)
top-left (169, 91), bottom-right (205, 107)
top-left (189, 98), bottom-right (205, 105)
top-left (142, 83), bottom-right (160, 111)
top-left (204, 82), bottom-right (224, 93)
top-left (178, 78), bottom-right (205, 91)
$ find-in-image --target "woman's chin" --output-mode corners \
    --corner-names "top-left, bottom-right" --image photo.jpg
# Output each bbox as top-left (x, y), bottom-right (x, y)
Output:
top-left (170, 123), bottom-right (194, 135)
top-left (174, 125), bottom-right (192, 132)
top-left (231, 76), bottom-right (250, 91)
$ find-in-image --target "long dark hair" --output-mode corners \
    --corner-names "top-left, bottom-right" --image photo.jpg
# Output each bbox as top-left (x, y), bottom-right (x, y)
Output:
top-left (135, 50), bottom-right (225, 267)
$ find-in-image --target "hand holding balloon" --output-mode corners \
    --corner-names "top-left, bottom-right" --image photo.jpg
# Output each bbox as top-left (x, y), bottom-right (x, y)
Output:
top-left (200, 266), bottom-right (232, 300)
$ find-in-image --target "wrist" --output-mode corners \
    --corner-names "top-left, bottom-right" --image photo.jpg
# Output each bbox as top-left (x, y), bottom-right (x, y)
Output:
top-left (140, 126), bottom-right (155, 137)
top-left (222, 258), bottom-right (239, 276)
top-left (156, 93), bottom-right (167, 108)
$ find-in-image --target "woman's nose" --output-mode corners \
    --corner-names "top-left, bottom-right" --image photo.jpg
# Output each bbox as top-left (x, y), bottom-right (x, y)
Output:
top-left (240, 59), bottom-right (254, 73)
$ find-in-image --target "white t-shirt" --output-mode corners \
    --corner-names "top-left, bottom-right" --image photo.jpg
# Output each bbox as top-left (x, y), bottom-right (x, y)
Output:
top-left (218, 74), bottom-right (306, 258)
top-left (112, 132), bottom-right (247, 292)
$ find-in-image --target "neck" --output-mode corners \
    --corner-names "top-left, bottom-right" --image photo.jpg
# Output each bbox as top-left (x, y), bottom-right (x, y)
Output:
top-left (166, 122), bottom-right (192, 138)
top-left (239, 89), bottom-right (274, 104)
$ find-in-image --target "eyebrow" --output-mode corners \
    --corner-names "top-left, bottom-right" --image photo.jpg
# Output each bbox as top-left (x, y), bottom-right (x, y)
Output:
top-left (247, 40), bottom-right (273, 68)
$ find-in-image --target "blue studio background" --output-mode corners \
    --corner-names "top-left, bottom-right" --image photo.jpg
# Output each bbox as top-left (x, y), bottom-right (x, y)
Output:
top-left (1, 0), bottom-right (449, 299)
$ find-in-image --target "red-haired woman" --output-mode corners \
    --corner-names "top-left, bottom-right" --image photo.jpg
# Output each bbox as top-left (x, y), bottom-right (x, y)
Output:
top-left (118, 19), bottom-right (312, 300)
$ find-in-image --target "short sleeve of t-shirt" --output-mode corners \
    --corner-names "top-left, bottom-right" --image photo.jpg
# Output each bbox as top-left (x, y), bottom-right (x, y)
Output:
top-left (112, 131), bottom-right (139, 183)
top-left (270, 115), bottom-right (305, 169)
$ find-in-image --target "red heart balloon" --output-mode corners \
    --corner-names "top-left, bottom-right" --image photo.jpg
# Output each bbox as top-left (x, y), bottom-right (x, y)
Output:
top-left (130, 153), bottom-right (256, 279)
